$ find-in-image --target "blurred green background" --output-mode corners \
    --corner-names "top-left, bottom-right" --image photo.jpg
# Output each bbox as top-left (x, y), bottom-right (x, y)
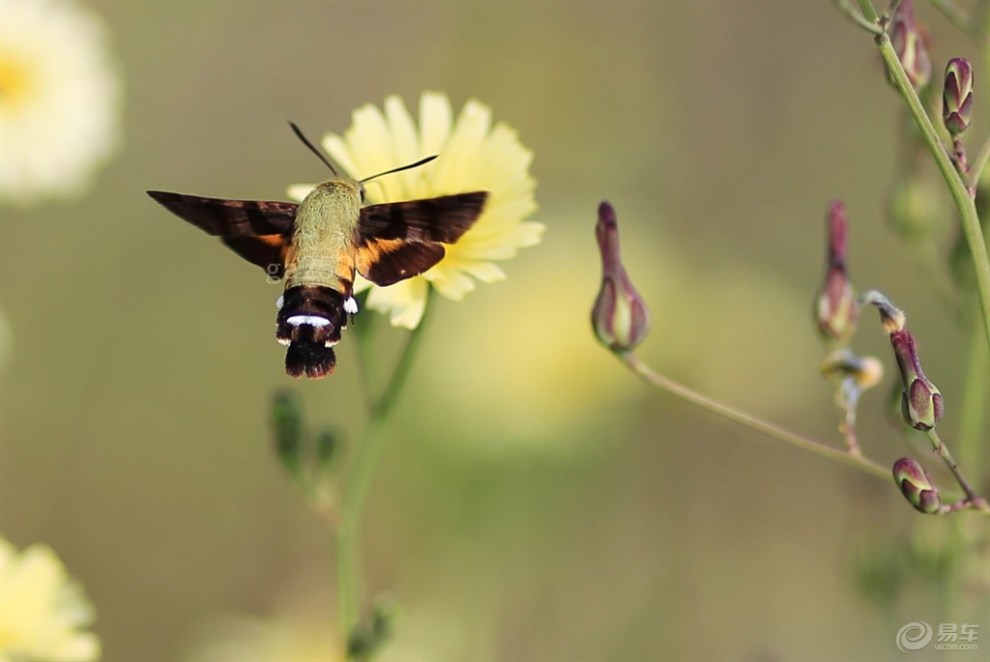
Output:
top-left (1, 1), bottom-right (988, 660)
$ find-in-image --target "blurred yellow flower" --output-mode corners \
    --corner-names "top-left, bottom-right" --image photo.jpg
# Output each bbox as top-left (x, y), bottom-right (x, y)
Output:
top-left (0, 537), bottom-right (100, 662)
top-left (289, 92), bottom-right (542, 328)
top-left (0, 0), bottom-right (122, 206)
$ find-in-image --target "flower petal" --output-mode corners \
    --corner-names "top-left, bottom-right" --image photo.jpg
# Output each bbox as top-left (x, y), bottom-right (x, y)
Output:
top-left (418, 92), bottom-right (452, 158)
top-left (383, 95), bottom-right (420, 199)
top-left (365, 277), bottom-right (429, 329)
top-left (0, 539), bottom-right (99, 661)
top-left (321, 134), bottom-right (358, 179)
top-left (344, 104), bottom-right (403, 200)
top-left (428, 267), bottom-right (477, 301)
top-left (432, 99), bottom-right (492, 193)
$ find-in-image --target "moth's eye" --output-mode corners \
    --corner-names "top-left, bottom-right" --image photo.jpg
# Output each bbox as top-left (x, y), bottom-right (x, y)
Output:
top-left (358, 184), bottom-right (366, 202)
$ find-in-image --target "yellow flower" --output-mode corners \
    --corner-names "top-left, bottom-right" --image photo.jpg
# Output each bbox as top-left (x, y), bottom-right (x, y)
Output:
top-left (289, 92), bottom-right (542, 328)
top-left (0, 537), bottom-right (100, 662)
top-left (0, 0), bottom-right (122, 205)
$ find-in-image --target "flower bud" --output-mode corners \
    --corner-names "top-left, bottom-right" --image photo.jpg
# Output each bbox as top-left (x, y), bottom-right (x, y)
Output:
top-left (942, 58), bottom-right (973, 136)
top-left (592, 201), bottom-right (650, 351)
top-left (814, 200), bottom-right (858, 344)
top-left (888, 0), bottom-right (931, 90)
top-left (893, 457), bottom-right (941, 514)
top-left (894, 330), bottom-right (944, 430)
top-left (863, 291), bottom-right (943, 430)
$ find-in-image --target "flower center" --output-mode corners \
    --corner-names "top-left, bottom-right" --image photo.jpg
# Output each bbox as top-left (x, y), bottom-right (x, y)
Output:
top-left (0, 51), bottom-right (36, 110)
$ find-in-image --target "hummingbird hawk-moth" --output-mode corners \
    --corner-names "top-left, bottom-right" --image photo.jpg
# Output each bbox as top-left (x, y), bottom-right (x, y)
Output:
top-left (148, 123), bottom-right (487, 379)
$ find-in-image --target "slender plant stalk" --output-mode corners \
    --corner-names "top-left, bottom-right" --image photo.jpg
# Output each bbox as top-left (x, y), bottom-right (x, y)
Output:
top-left (925, 429), bottom-right (990, 511)
top-left (857, 0), bottom-right (880, 21)
top-left (835, 0), bottom-right (884, 33)
top-left (337, 294), bottom-right (434, 647)
top-left (616, 351), bottom-right (890, 479)
top-left (856, 0), bottom-right (990, 351)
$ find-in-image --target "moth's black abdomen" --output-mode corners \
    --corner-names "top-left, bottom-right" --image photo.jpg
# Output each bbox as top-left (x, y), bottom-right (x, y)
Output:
top-left (276, 285), bottom-right (349, 379)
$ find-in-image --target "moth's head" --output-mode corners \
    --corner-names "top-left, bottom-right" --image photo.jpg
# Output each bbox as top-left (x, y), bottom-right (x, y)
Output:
top-left (304, 178), bottom-right (364, 206)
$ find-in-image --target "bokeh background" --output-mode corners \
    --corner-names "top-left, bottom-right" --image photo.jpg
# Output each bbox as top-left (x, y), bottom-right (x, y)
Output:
top-left (2, 1), bottom-right (988, 660)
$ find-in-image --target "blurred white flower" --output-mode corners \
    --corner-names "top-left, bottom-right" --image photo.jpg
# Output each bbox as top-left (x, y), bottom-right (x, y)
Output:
top-left (0, 537), bottom-right (100, 662)
top-left (289, 92), bottom-right (542, 329)
top-left (0, 0), bottom-right (122, 205)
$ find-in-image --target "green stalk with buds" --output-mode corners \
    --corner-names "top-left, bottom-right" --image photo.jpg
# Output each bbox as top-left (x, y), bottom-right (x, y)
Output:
top-left (592, 196), bottom-right (988, 515)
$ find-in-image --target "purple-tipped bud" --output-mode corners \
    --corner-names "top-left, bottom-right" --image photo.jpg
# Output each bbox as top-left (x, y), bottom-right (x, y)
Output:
top-left (592, 201), bottom-right (650, 352)
top-left (894, 330), bottom-right (944, 430)
top-left (863, 291), bottom-right (943, 430)
top-left (815, 200), bottom-right (858, 344)
top-left (893, 457), bottom-right (941, 514)
top-left (888, 0), bottom-right (932, 90)
top-left (942, 58), bottom-right (974, 136)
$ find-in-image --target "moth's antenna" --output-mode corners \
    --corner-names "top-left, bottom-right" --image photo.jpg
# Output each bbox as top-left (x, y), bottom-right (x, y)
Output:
top-left (289, 121), bottom-right (338, 176)
top-left (361, 155), bottom-right (437, 184)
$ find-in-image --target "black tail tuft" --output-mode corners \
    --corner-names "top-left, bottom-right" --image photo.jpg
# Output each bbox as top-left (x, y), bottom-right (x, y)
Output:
top-left (285, 341), bottom-right (336, 379)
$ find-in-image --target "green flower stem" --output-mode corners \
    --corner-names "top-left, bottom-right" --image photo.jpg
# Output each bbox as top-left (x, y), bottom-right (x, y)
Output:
top-left (858, 0), bottom-right (990, 352)
top-left (924, 429), bottom-right (990, 512)
top-left (856, 0), bottom-right (880, 21)
top-left (835, 0), bottom-right (884, 34)
top-left (337, 294), bottom-right (434, 649)
top-left (615, 350), bottom-right (890, 480)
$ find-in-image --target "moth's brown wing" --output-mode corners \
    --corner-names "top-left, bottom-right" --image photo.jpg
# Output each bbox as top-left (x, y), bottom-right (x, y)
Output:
top-left (354, 192), bottom-right (487, 287)
top-left (147, 191), bottom-right (297, 237)
top-left (355, 240), bottom-right (445, 287)
top-left (222, 234), bottom-right (290, 279)
top-left (148, 190), bottom-right (297, 276)
top-left (357, 192), bottom-right (487, 243)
